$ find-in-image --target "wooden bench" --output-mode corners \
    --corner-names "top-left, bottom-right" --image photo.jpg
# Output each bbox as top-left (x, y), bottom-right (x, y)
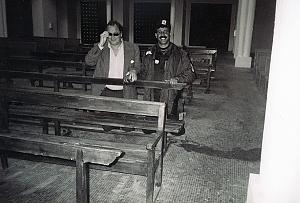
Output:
top-left (185, 48), bottom-right (217, 93)
top-left (0, 87), bottom-right (167, 203)
top-left (0, 70), bottom-right (185, 136)
top-left (7, 41), bottom-right (38, 57)
top-left (5, 57), bottom-right (93, 90)
top-left (31, 50), bottom-right (86, 62)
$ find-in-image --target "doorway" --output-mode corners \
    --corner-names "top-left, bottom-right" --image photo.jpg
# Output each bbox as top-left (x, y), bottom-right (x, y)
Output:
top-left (190, 3), bottom-right (232, 52)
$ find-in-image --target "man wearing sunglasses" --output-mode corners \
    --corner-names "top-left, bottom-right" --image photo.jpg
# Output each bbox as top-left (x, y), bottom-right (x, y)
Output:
top-left (139, 19), bottom-right (196, 135)
top-left (85, 20), bottom-right (141, 99)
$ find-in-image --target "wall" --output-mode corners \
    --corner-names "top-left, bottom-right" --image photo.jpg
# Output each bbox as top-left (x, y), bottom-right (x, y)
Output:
top-left (251, 0), bottom-right (276, 52)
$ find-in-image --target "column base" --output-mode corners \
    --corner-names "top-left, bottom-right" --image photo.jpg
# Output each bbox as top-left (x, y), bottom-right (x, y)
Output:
top-left (246, 173), bottom-right (262, 203)
top-left (235, 56), bottom-right (252, 68)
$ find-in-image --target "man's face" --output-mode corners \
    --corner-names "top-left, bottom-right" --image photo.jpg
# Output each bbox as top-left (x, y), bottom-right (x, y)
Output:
top-left (155, 27), bottom-right (170, 48)
top-left (107, 25), bottom-right (122, 46)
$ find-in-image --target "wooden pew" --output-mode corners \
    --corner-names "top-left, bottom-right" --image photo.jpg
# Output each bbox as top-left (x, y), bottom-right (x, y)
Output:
top-left (7, 41), bottom-right (37, 57)
top-left (0, 70), bottom-right (185, 135)
top-left (185, 47), bottom-right (217, 93)
top-left (31, 50), bottom-right (86, 62)
top-left (0, 131), bottom-right (122, 203)
top-left (0, 87), bottom-right (167, 203)
top-left (5, 57), bottom-right (92, 90)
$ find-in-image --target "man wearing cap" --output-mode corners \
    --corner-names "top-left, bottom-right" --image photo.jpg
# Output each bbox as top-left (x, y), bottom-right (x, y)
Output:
top-left (140, 19), bottom-right (195, 127)
top-left (85, 20), bottom-right (141, 99)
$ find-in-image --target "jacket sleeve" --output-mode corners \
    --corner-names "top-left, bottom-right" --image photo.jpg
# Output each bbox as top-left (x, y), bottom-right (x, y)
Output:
top-left (176, 50), bottom-right (196, 84)
top-left (132, 44), bottom-right (141, 74)
top-left (138, 48), bottom-right (153, 80)
top-left (85, 43), bottom-right (103, 66)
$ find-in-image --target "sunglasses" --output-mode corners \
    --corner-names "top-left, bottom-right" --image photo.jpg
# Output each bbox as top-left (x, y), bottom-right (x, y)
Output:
top-left (108, 32), bottom-right (120, 37)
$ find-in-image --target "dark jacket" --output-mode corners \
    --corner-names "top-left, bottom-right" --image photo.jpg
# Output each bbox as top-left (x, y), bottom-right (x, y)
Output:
top-left (140, 43), bottom-right (195, 114)
top-left (85, 41), bottom-right (141, 99)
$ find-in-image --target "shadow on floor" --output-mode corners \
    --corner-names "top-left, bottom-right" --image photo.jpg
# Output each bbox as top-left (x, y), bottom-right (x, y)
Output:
top-left (172, 139), bottom-right (261, 162)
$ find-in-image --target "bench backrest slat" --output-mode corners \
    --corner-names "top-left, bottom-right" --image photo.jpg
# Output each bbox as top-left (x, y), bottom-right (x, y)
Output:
top-left (2, 88), bottom-right (165, 118)
top-left (0, 130), bottom-right (123, 165)
top-left (8, 57), bottom-right (84, 69)
top-left (0, 70), bottom-right (186, 90)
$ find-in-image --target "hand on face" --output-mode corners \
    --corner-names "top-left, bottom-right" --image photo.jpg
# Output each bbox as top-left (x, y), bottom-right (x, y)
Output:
top-left (99, 31), bottom-right (109, 47)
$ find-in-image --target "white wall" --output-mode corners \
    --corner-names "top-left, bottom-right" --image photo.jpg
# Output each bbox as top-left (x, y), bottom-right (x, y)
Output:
top-left (247, 0), bottom-right (300, 202)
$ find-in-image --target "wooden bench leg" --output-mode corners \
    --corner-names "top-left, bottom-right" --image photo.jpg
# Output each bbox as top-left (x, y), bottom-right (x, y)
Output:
top-left (146, 149), bottom-right (155, 203)
top-left (0, 94), bottom-right (9, 132)
top-left (76, 149), bottom-right (89, 203)
top-left (62, 82), bottom-right (67, 88)
top-left (0, 153), bottom-right (8, 169)
top-left (156, 135), bottom-right (165, 187)
top-left (42, 119), bottom-right (49, 134)
top-left (83, 83), bottom-right (88, 91)
top-left (82, 64), bottom-right (88, 91)
top-left (54, 80), bottom-right (60, 92)
top-left (54, 120), bottom-right (61, 136)
top-left (205, 69), bottom-right (211, 94)
top-left (38, 65), bottom-right (44, 87)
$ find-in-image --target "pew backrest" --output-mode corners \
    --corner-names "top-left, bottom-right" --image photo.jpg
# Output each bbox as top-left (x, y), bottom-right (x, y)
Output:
top-left (0, 88), bottom-right (166, 132)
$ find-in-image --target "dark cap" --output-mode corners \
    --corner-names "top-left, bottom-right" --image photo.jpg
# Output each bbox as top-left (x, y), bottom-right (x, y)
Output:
top-left (155, 19), bottom-right (171, 31)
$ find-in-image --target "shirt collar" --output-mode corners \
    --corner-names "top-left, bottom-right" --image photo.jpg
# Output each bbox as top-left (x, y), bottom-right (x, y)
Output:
top-left (108, 40), bottom-right (124, 50)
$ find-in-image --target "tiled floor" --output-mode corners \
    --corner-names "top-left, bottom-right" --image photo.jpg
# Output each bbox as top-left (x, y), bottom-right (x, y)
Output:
top-left (0, 53), bottom-right (266, 203)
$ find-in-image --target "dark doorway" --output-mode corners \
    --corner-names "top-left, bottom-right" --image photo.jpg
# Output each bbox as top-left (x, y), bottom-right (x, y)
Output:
top-left (6, 0), bottom-right (33, 39)
top-left (190, 3), bottom-right (232, 52)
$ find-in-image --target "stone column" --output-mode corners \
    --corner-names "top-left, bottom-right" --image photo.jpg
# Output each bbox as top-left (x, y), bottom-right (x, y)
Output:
top-left (106, 0), bottom-right (111, 23)
top-left (170, 0), bottom-right (175, 43)
top-left (228, 2), bottom-right (237, 52)
top-left (184, 0), bottom-right (191, 46)
top-left (0, 0), bottom-right (7, 37)
top-left (112, 0), bottom-right (123, 25)
top-left (234, 0), bottom-right (256, 68)
top-left (173, 0), bottom-right (184, 46)
top-left (32, 0), bottom-right (45, 36)
top-left (128, 0), bottom-right (134, 43)
top-left (57, 0), bottom-right (68, 38)
top-left (246, 0), bottom-right (300, 202)
top-left (32, 0), bottom-right (57, 37)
